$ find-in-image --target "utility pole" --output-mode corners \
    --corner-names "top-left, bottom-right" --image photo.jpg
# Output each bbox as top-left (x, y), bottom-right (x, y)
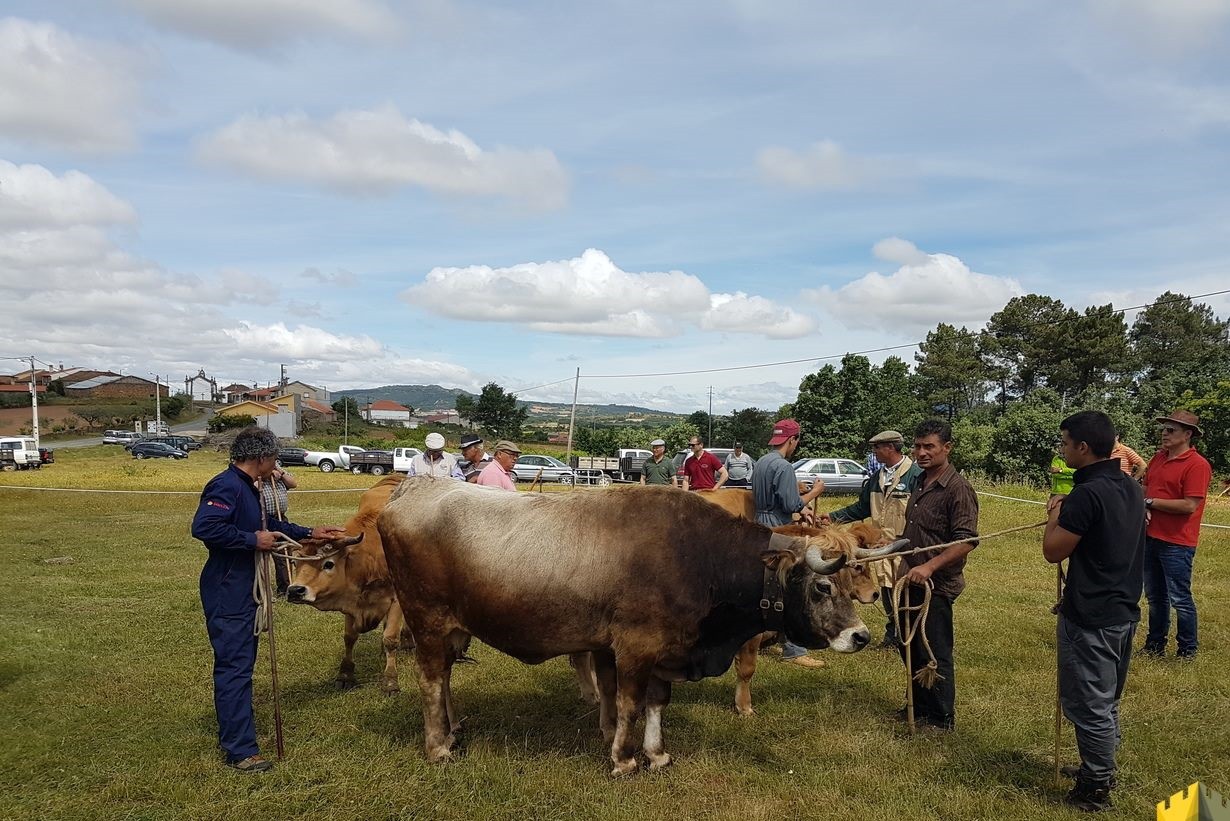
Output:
top-left (28, 356), bottom-right (40, 449)
top-left (565, 367), bottom-right (580, 486)
top-left (707, 386), bottom-right (713, 445)
top-left (344, 399), bottom-right (349, 445)
top-left (150, 373), bottom-right (162, 432)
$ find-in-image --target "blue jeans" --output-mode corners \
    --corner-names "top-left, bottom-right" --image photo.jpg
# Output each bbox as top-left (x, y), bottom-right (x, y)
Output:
top-left (1142, 537), bottom-right (1197, 655)
top-left (781, 640), bottom-right (807, 659)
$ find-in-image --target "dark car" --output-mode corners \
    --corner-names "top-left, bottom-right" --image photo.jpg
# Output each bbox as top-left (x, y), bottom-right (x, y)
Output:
top-left (131, 442), bottom-right (187, 460)
top-left (142, 435), bottom-right (199, 453)
top-left (277, 447), bottom-right (309, 467)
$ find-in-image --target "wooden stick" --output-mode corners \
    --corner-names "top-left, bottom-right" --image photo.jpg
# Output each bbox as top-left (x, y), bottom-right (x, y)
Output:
top-left (1054, 563), bottom-right (1063, 786)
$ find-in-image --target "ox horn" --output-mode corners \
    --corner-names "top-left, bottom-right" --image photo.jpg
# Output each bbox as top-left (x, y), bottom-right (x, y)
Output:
top-left (854, 537), bottom-right (910, 560)
top-left (804, 545), bottom-right (846, 575)
top-left (334, 532), bottom-right (364, 548)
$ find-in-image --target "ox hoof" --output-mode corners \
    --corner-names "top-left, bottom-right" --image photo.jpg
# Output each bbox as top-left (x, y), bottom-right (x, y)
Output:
top-left (735, 706), bottom-right (755, 718)
top-left (335, 678), bottom-right (358, 691)
top-left (610, 759), bottom-right (639, 778)
top-left (380, 681), bottom-right (400, 695)
top-left (647, 753), bottom-right (672, 772)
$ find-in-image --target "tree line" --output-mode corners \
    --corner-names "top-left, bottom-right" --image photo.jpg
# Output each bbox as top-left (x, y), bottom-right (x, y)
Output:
top-left (778, 290), bottom-right (1229, 479)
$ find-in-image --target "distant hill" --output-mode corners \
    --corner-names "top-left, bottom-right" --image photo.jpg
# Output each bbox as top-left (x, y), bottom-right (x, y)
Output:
top-left (333, 384), bottom-right (469, 411)
top-left (332, 384), bottom-right (682, 423)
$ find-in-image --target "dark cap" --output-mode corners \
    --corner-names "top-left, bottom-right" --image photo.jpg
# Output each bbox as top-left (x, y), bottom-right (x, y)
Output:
top-left (459, 434), bottom-right (484, 450)
top-left (768, 418), bottom-right (800, 446)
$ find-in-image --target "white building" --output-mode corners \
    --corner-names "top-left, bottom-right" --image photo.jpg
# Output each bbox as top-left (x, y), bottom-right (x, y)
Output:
top-left (185, 369), bottom-right (219, 402)
top-left (363, 399), bottom-right (414, 427)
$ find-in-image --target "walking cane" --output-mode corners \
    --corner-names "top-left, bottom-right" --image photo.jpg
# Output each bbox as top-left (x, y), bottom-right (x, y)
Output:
top-left (258, 478), bottom-right (287, 761)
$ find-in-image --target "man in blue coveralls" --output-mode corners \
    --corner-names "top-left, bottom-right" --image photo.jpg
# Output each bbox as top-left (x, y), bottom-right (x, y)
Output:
top-left (191, 426), bottom-right (345, 772)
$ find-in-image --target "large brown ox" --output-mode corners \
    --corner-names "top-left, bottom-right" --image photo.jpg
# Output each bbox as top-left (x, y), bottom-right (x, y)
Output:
top-left (695, 488), bottom-right (884, 715)
top-left (377, 478), bottom-right (907, 775)
top-left (284, 475), bottom-right (411, 694)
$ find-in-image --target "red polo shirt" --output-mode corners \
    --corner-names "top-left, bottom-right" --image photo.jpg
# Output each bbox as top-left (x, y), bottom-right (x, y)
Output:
top-left (682, 450), bottom-right (724, 490)
top-left (1144, 447), bottom-right (1212, 547)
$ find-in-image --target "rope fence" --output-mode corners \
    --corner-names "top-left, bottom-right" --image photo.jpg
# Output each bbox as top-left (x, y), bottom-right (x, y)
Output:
top-left (1, 482), bottom-right (1228, 528)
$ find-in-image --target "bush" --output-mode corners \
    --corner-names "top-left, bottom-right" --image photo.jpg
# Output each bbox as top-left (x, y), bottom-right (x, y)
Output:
top-left (986, 390), bottom-right (1063, 484)
top-left (208, 414), bottom-right (256, 432)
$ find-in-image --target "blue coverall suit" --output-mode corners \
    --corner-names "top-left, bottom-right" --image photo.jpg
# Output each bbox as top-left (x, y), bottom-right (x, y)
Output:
top-left (191, 464), bottom-right (311, 763)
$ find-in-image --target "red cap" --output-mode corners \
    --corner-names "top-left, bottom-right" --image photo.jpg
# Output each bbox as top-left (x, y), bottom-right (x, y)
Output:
top-left (768, 418), bottom-right (801, 446)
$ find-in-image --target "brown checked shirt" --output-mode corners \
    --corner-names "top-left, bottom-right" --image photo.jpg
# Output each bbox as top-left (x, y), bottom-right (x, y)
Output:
top-left (899, 463), bottom-right (980, 599)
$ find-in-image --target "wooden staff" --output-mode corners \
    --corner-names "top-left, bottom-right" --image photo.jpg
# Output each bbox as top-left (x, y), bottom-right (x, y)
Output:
top-left (1054, 563), bottom-right (1064, 787)
top-left (259, 478), bottom-right (286, 760)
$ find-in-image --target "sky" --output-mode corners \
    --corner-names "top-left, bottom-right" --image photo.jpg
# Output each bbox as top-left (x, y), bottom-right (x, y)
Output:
top-left (1, 0), bottom-right (1228, 413)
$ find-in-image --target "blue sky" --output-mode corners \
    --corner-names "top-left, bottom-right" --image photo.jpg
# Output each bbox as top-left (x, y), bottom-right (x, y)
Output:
top-left (1, 1), bottom-right (1227, 412)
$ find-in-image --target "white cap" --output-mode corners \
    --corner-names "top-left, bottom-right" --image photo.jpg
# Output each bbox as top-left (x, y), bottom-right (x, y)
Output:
top-left (424, 432), bottom-right (445, 450)
top-left (650, 439), bottom-right (666, 447)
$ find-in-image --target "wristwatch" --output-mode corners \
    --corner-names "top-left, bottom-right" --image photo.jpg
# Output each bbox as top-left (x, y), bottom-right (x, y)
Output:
top-left (1144, 498), bottom-right (1154, 509)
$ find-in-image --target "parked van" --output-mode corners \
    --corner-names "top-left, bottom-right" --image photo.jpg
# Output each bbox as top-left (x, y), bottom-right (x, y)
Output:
top-left (104, 430), bottom-right (142, 445)
top-left (0, 438), bottom-right (42, 470)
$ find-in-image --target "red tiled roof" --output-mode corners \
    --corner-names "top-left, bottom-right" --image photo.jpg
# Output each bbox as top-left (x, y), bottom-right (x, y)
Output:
top-left (0, 384), bottom-right (45, 393)
top-left (370, 400), bottom-right (410, 412)
top-left (304, 399), bottom-right (335, 415)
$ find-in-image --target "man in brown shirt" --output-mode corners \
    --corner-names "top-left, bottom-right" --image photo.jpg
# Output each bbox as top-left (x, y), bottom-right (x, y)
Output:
top-left (897, 419), bottom-right (980, 730)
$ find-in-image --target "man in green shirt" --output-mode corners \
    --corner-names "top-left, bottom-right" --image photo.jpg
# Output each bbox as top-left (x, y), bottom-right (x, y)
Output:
top-left (641, 439), bottom-right (677, 486)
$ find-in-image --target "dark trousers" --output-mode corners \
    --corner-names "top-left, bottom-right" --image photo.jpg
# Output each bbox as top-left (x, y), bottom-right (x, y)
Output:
top-left (205, 608), bottom-right (260, 763)
top-left (1142, 537), bottom-right (1198, 655)
top-left (898, 587), bottom-right (955, 721)
top-left (1058, 615), bottom-right (1135, 784)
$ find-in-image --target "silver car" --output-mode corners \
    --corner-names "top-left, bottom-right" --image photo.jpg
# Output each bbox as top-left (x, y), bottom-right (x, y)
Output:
top-left (512, 454), bottom-right (575, 484)
top-left (793, 457), bottom-right (868, 493)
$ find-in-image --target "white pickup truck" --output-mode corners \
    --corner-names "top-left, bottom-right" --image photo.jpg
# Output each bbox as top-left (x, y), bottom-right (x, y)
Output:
top-left (304, 445), bottom-right (367, 473)
top-left (348, 447), bottom-right (423, 475)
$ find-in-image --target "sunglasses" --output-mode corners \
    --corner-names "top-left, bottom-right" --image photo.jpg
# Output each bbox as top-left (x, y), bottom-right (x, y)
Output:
top-left (1159, 425), bottom-right (1181, 434)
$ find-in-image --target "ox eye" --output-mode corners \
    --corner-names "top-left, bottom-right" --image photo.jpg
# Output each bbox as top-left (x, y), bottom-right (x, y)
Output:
top-left (811, 579), bottom-right (833, 598)
top-left (322, 560), bottom-right (335, 571)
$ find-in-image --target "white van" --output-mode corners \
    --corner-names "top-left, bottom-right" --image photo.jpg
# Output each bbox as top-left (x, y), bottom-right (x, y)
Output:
top-left (0, 438), bottom-right (42, 470)
top-left (104, 430), bottom-right (142, 445)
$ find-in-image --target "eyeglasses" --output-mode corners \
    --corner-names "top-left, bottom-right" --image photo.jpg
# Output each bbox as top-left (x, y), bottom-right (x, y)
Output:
top-left (1159, 425), bottom-right (1180, 434)
top-left (689, 441), bottom-right (701, 446)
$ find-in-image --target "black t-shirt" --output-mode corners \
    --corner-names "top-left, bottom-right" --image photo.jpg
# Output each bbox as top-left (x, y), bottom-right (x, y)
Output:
top-left (1057, 458), bottom-right (1145, 628)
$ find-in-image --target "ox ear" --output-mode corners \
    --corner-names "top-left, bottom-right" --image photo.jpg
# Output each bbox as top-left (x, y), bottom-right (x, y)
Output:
top-left (761, 532), bottom-right (802, 572)
top-left (845, 520), bottom-right (884, 546)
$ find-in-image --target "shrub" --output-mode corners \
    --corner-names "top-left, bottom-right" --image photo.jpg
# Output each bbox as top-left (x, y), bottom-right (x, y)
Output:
top-left (208, 414), bottom-right (256, 433)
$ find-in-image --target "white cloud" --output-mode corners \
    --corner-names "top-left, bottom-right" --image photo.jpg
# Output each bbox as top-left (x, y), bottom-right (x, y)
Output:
top-left (1089, 0), bottom-right (1230, 52)
top-left (0, 18), bottom-right (139, 153)
top-left (0, 162), bottom-right (137, 229)
top-left (804, 240), bottom-right (1024, 334)
top-left (301, 266), bottom-right (358, 287)
top-left (222, 322), bottom-right (384, 360)
top-left (700, 292), bottom-right (816, 338)
top-left (756, 139), bottom-right (891, 191)
top-left (0, 161), bottom-right (473, 391)
top-left (403, 248), bottom-right (814, 339)
top-left (197, 105), bottom-right (569, 209)
top-left (872, 237), bottom-right (929, 267)
top-left (124, 0), bottom-right (401, 51)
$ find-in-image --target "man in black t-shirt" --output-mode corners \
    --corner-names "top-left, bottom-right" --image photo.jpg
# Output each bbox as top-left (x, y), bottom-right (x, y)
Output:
top-left (1042, 410), bottom-right (1145, 813)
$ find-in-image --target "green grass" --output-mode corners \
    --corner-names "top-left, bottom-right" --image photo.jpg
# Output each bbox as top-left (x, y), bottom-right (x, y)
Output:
top-left (1, 449), bottom-right (1227, 820)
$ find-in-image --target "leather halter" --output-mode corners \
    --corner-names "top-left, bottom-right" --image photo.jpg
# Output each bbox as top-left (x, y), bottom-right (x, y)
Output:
top-left (760, 567), bottom-right (786, 632)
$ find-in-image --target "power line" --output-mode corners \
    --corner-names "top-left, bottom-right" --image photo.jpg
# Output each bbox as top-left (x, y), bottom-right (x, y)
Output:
top-left (585, 287), bottom-right (1230, 380)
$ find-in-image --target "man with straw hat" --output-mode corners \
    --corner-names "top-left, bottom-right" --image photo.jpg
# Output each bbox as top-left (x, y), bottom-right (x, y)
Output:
top-left (1140, 409), bottom-right (1212, 661)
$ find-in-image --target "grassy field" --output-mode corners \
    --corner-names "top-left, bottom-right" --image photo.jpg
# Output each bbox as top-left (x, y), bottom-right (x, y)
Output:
top-left (1, 447), bottom-right (1227, 820)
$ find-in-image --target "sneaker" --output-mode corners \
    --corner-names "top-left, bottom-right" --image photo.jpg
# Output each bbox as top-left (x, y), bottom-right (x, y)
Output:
top-left (781, 655), bottom-right (826, 669)
top-left (1065, 779), bottom-right (1112, 812)
top-left (229, 755), bottom-right (273, 773)
top-left (1139, 644), bottom-right (1165, 659)
top-left (877, 636), bottom-right (902, 651)
top-left (1177, 649), bottom-right (1197, 661)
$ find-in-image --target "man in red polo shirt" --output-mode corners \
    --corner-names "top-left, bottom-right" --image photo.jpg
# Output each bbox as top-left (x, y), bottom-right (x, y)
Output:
top-left (1141, 409), bottom-right (1212, 661)
top-left (681, 436), bottom-right (727, 491)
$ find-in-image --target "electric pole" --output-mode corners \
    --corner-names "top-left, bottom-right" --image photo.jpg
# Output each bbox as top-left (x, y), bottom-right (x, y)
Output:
top-left (707, 386), bottom-right (713, 445)
top-left (28, 356), bottom-right (40, 449)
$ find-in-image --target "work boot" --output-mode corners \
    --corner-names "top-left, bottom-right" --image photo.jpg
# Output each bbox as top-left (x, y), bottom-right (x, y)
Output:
top-left (1065, 778), bottom-right (1112, 812)
top-left (781, 655), bottom-right (826, 669)
top-left (1139, 643), bottom-right (1165, 659)
top-left (228, 755), bottom-right (273, 773)
top-left (1060, 765), bottom-right (1117, 789)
